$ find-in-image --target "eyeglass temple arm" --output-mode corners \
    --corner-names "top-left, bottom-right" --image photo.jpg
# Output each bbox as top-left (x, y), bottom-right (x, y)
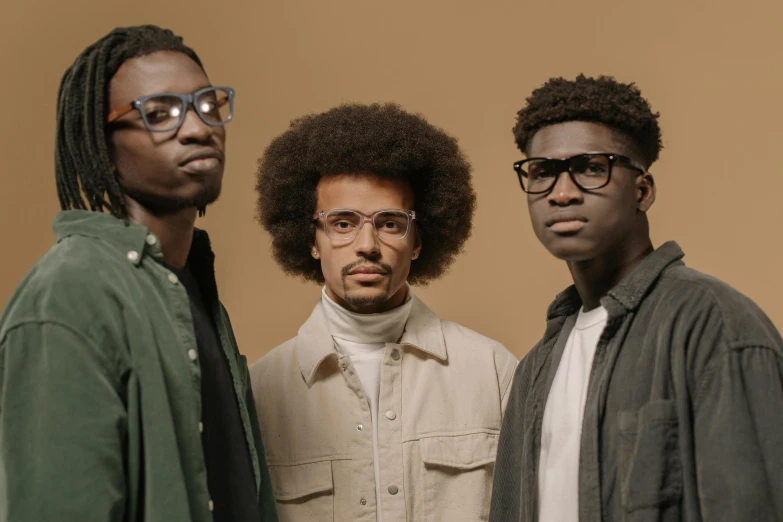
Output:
top-left (106, 102), bottom-right (135, 124)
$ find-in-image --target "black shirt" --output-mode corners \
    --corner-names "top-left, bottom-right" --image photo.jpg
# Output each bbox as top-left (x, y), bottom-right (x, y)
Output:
top-left (169, 263), bottom-right (261, 522)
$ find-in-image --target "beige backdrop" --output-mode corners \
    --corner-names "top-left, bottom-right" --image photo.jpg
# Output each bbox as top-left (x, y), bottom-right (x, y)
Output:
top-left (2, 0), bottom-right (782, 363)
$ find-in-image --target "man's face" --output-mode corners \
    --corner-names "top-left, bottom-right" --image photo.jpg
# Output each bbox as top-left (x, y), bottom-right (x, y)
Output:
top-left (526, 121), bottom-right (655, 262)
top-left (313, 173), bottom-right (421, 314)
top-left (107, 50), bottom-right (226, 215)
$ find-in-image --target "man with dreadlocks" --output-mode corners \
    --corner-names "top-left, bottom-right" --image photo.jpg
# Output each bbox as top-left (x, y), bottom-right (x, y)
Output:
top-left (489, 74), bottom-right (783, 522)
top-left (250, 103), bottom-right (517, 521)
top-left (0, 25), bottom-right (277, 521)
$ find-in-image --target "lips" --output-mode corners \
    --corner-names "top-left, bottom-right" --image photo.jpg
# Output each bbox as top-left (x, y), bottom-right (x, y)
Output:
top-left (349, 266), bottom-right (387, 276)
top-left (545, 214), bottom-right (587, 227)
top-left (179, 149), bottom-right (224, 167)
top-left (545, 213), bottom-right (587, 234)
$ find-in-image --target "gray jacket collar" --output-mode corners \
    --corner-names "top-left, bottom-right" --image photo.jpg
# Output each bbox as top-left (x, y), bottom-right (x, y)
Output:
top-left (546, 240), bottom-right (686, 320)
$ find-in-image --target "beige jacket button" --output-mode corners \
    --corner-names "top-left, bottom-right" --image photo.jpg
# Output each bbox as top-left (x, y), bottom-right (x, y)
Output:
top-left (388, 484), bottom-right (399, 495)
top-left (390, 349), bottom-right (400, 360)
top-left (386, 410), bottom-right (397, 420)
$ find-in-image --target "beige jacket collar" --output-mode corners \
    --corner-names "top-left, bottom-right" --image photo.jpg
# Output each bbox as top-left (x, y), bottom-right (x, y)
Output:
top-left (296, 295), bottom-right (448, 387)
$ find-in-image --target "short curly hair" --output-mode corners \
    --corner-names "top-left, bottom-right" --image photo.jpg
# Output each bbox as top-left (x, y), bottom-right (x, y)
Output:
top-left (255, 102), bottom-right (476, 285)
top-left (513, 74), bottom-right (662, 167)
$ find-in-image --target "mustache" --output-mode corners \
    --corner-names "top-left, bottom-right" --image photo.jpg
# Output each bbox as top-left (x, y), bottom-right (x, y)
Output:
top-left (341, 260), bottom-right (393, 277)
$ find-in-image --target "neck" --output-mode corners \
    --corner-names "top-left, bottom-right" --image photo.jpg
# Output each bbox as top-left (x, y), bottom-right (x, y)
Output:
top-left (322, 285), bottom-right (413, 344)
top-left (125, 199), bottom-right (197, 268)
top-left (567, 236), bottom-right (654, 312)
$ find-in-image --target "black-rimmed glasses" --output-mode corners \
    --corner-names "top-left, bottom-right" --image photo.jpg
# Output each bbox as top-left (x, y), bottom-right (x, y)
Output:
top-left (314, 209), bottom-right (416, 241)
top-left (106, 86), bottom-right (235, 133)
top-left (513, 152), bottom-right (646, 194)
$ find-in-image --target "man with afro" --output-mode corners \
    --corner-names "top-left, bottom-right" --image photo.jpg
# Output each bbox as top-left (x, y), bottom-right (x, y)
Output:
top-left (250, 102), bottom-right (517, 522)
top-left (490, 75), bottom-right (783, 522)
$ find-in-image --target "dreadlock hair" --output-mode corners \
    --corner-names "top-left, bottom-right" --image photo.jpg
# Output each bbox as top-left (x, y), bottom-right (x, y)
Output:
top-left (256, 102), bottom-right (477, 286)
top-left (513, 74), bottom-right (662, 168)
top-left (55, 24), bottom-right (203, 219)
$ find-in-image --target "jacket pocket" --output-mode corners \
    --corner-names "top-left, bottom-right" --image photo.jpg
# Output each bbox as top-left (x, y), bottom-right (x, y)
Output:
top-left (419, 432), bottom-right (498, 521)
top-left (617, 400), bottom-right (682, 516)
top-left (269, 460), bottom-right (333, 521)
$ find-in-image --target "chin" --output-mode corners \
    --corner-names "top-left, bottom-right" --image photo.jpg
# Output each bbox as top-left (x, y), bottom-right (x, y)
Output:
top-left (344, 287), bottom-right (389, 307)
top-left (542, 236), bottom-right (599, 262)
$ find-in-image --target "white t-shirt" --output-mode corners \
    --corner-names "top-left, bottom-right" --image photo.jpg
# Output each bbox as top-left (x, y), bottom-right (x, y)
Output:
top-left (538, 305), bottom-right (608, 522)
top-left (321, 287), bottom-right (413, 522)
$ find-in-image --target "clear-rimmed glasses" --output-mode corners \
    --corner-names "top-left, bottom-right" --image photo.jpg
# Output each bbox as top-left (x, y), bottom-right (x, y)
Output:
top-left (314, 208), bottom-right (416, 241)
top-left (106, 86), bottom-right (235, 132)
top-left (513, 152), bottom-right (646, 194)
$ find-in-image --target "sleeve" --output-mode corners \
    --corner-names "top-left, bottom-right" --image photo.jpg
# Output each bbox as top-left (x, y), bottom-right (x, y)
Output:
top-left (0, 322), bottom-right (127, 522)
top-left (498, 348), bottom-right (519, 416)
top-left (489, 360), bottom-right (527, 522)
top-left (693, 345), bottom-right (783, 521)
top-left (243, 376), bottom-right (280, 522)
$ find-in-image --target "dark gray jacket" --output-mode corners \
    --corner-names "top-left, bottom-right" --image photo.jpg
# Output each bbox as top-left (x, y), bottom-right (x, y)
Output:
top-left (489, 241), bottom-right (783, 522)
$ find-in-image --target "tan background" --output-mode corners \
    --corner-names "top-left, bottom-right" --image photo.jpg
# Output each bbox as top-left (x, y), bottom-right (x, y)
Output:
top-left (2, 0), bottom-right (781, 363)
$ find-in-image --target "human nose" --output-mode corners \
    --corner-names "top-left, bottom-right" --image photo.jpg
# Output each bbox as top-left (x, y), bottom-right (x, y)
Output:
top-left (177, 103), bottom-right (213, 143)
top-left (353, 216), bottom-right (381, 256)
top-left (547, 169), bottom-right (583, 206)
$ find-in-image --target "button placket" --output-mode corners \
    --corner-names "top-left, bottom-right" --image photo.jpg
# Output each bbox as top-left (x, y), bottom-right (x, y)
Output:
top-left (377, 344), bottom-right (405, 518)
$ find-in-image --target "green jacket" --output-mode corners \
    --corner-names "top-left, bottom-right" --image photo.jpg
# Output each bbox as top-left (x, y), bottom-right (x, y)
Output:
top-left (0, 210), bottom-right (278, 522)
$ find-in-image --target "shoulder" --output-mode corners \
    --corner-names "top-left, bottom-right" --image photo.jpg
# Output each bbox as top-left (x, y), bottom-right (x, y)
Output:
top-left (2, 237), bottom-right (130, 330)
top-left (639, 264), bottom-right (783, 382)
top-left (439, 318), bottom-right (518, 370)
top-left (249, 337), bottom-right (299, 382)
top-left (0, 233), bottom-right (151, 374)
top-left (654, 264), bottom-right (780, 350)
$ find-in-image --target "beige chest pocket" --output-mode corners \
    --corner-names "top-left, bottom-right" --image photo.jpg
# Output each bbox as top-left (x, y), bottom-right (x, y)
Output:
top-left (418, 432), bottom-right (498, 522)
top-left (269, 460), bottom-right (333, 521)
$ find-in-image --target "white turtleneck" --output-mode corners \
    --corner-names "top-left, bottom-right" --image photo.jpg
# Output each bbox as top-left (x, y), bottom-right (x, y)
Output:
top-left (321, 286), bottom-right (413, 521)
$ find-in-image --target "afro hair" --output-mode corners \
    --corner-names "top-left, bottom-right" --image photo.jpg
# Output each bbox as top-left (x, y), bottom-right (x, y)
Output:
top-left (255, 102), bottom-right (476, 285)
top-left (513, 74), bottom-right (662, 167)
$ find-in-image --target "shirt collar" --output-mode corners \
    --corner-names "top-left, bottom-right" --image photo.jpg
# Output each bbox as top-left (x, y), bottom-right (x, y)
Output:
top-left (53, 210), bottom-right (217, 295)
top-left (54, 210), bottom-right (150, 262)
top-left (295, 294), bottom-right (448, 387)
top-left (546, 241), bottom-right (686, 319)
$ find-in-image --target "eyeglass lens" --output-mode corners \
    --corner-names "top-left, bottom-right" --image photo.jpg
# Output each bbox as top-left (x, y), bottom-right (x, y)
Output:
top-left (324, 210), bottom-right (411, 240)
top-left (141, 87), bottom-right (232, 131)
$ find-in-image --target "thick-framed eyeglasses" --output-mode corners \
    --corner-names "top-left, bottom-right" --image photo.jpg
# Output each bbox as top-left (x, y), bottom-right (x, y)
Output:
top-left (513, 152), bottom-right (646, 194)
top-left (106, 86), bottom-right (235, 133)
top-left (314, 209), bottom-right (417, 241)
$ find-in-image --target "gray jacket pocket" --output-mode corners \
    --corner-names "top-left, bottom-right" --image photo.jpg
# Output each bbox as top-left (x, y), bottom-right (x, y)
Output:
top-left (617, 400), bottom-right (682, 513)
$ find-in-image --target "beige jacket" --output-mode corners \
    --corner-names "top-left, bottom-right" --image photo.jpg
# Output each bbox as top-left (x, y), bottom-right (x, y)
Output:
top-left (250, 296), bottom-right (518, 522)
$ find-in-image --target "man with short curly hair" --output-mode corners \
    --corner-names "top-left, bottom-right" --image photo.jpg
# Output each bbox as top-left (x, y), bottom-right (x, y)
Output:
top-left (489, 75), bottom-right (783, 522)
top-left (250, 102), bottom-right (517, 522)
